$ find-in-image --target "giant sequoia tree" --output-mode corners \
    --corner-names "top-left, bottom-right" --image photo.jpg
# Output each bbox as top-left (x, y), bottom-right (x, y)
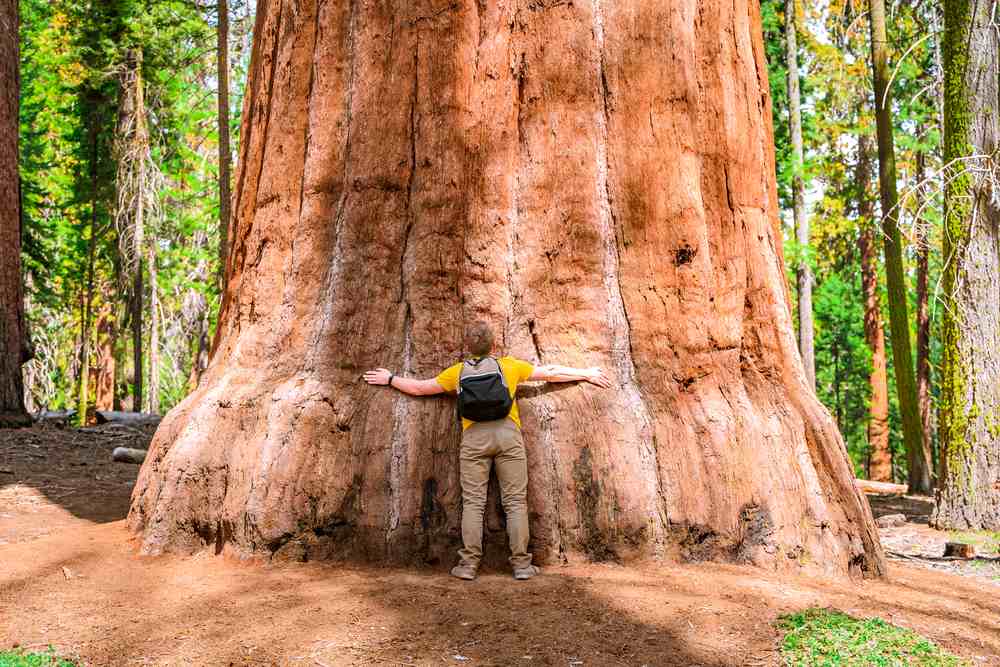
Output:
top-left (0, 0), bottom-right (30, 428)
top-left (129, 0), bottom-right (885, 577)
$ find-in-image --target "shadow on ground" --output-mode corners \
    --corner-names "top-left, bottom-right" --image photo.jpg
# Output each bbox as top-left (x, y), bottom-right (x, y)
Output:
top-left (868, 493), bottom-right (935, 524)
top-left (0, 523), bottom-right (767, 666)
top-left (0, 424), bottom-right (147, 531)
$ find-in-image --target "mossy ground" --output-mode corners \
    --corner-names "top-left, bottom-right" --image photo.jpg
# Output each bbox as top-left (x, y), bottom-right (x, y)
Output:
top-left (777, 608), bottom-right (969, 666)
top-left (948, 530), bottom-right (1000, 554)
top-left (0, 650), bottom-right (75, 667)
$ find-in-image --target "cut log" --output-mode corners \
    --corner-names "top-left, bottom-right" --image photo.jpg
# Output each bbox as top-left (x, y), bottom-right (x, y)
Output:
top-left (943, 542), bottom-right (975, 559)
top-left (855, 479), bottom-right (908, 495)
top-left (112, 447), bottom-right (147, 464)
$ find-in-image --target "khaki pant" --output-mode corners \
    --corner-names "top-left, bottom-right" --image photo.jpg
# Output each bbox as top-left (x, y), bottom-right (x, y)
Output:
top-left (458, 418), bottom-right (532, 569)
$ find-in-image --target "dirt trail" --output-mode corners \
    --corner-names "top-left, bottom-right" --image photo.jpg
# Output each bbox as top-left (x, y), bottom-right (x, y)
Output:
top-left (2, 426), bottom-right (999, 666)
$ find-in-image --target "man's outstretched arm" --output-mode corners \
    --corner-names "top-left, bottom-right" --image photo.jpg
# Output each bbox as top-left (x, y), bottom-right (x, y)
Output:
top-left (363, 368), bottom-right (446, 396)
top-left (529, 364), bottom-right (612, 388)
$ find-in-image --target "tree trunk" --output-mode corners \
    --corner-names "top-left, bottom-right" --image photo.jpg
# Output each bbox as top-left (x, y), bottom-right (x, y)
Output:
top-left (0, 0), bottom-right (29, 428)
top-left (856, 136), bottom-right (891, 482)
top-left (131, 265), bottom-right (143, 411)
top-left (933, 0), bottom-right (1000, 530)
top-left (868, 0), bottom-right (932, 494)
top-left (78, 131), bottom-right (101, 426)
top-left (784, 0), bottom-right (814, 389)
top-left (188, 307), bottom-right (210, 392)
top-left (95, 303), bottom-right (116, 411)
top-left (914, 148), bottom-right (933, 477)
top-left (217, 0), bottom-right (232, 288)
top-left (146, 244), bottom-right (159, 414)
top-left (129, 0), bottom-right (885, 577)
top-left (118, 49), bottom-right (150, 414)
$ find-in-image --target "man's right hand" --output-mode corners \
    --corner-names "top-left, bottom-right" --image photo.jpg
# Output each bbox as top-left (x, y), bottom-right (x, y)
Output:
top-left (363, 368), bottom-right (393, 386)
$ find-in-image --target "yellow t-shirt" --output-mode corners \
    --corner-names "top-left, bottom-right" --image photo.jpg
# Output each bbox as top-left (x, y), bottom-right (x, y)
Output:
top-left (436, 356), bottom-right (534, 430)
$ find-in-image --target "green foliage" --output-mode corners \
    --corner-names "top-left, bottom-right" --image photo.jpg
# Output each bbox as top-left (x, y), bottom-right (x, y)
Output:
top-left (19, 0), bottom-right (255, 414)
top-left (760, 0), bottom-right (820, 209)
top-left (0, 649), bottom-right (76, 667)
top-left (763, 0), bottom-right (945, 480)
top-left (778, 608), bottom-right (970, 667)
top-left (812, 271), bottom-right (870, 471)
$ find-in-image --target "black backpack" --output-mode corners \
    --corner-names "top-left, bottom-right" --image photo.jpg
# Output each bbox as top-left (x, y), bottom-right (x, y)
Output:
top-left (457, 357), bottom-right (513, 422)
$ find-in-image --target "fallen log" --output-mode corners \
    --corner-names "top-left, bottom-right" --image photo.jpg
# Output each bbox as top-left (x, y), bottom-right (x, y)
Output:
top-left (112, 447), bottom-right (147, 464)
top-left (855, 479), bottom-right (908, 495)
top-left (95, 411), bottom-right (161, 426)
top-left (34, 410), bottom-right (76, 425)
top-left (875, 513), bottom-right (907, 528)
top-left (886, 549), bottom-right (1000, 563)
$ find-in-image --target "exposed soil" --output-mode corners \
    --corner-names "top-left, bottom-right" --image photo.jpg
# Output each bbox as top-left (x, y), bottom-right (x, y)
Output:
top-left (2, 425), bottom-right (999, 666)
top-left (0, 422), bottom-right (150, 546)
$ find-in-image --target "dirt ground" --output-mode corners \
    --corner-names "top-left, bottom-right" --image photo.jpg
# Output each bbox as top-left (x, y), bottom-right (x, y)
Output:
top-left (868, 494), bottom-right (1000, 582)
top-left (2, 425), bottom-right (999, 667)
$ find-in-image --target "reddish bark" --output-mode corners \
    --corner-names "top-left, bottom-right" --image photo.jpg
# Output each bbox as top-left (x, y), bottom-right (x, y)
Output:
top-left (914, 150), bottom-right (932, 472)
top-left (95, 305), bottom-right (116, 412)
top-left (0, 0), bottom-right (30, 428)
top-left (129, 0), bottom-right (885, 577)
top-left (856, 136), bottom-right (891, 482)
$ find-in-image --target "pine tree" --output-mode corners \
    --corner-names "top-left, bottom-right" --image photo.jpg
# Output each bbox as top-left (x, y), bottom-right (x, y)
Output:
top-left (868, 0), bottom-right (932, 493)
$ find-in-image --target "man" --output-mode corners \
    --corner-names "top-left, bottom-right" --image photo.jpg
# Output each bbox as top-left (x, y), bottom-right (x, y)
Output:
top-left (363, 321), bottom-right (610, 580)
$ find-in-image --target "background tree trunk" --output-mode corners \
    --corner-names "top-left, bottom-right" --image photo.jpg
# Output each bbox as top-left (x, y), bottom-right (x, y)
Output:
top-left (146, 244), bottom-right (159, 414)
top-left (784, 0), bottom-right (814, 389)
top-left (188, 308), bottom-right (210, 392)
top-left (95, 303), bottom-right (116, 411)
top-left (217, 0), bottom-right (232, 289)
top-left (856, 136), bottom-right (891, 482)
top-left (914, 148), bottom-right (933, 477)
top-left (129, 0), bottom-right (885, 577)
top-left (78, 132), bottom-right (101, 426)
top-left (934, 0), bottom-right (1000, 530)
top-left (131, 267), bottom-right (143, 411)
top-left (115, 48), bottom-right (151, 414)
top-left (0, 0), bottom-right (30, 428)
top-left (868, 0), bottom-right (932, 494)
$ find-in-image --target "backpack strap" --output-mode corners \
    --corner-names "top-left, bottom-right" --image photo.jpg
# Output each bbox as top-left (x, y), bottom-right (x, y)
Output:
top-left (490, 356), bottom-right (510, 389)
top-left (458, 356), bottom-right (508, 389)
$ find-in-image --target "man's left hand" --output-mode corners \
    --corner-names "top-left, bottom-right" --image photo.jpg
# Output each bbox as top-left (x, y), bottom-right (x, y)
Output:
top-left (585, 367), bottom-right (612, 388)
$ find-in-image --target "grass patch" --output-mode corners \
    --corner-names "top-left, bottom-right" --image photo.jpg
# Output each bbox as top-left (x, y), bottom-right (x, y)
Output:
top-left (0, 649), bottom-right (76, 667)
top-left (777, 608), bottom-right (969, 666)
top-left (947, 530), bottom-right (1000, 554)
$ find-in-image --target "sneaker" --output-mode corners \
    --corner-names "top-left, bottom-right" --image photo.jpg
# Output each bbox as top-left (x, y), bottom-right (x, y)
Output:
top-left (513, 565), bottom-right (540, 580)
top-left (450, 563), bottom-right (477, 580)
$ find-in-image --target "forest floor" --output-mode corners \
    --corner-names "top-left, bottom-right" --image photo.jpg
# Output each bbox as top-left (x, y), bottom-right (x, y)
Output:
top-left (1, 425), bottom-right (999, 667)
